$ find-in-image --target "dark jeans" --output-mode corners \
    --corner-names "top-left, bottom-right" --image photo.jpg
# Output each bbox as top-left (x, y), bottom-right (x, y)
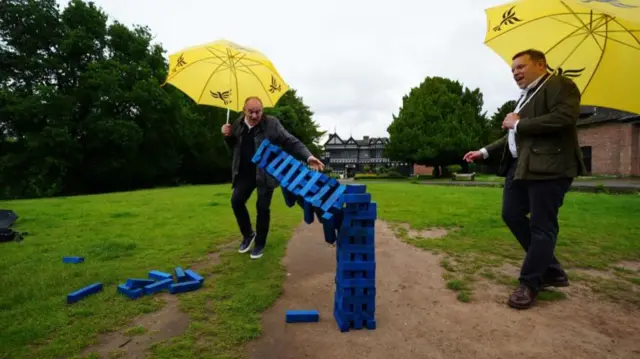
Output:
top-left (502, 160), bottom-right (573, 292)
top-left (231, 175), bottom-right (274, 248)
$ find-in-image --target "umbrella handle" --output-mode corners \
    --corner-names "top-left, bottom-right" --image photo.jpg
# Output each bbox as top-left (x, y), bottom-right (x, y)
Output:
top-left (514, 69), bottom-right (556, 115)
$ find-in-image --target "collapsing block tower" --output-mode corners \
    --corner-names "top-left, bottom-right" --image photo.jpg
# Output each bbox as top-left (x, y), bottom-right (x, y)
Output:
top-left (251, 139), bottom-right (376, 332)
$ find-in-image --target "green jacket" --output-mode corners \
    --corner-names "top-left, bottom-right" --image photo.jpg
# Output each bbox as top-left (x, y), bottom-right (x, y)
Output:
top-left (483, 73), bottom-right (587, 180)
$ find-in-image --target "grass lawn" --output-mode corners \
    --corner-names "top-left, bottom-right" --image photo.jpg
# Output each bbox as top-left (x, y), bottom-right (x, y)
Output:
top-left (1, 181), bottom-right (639, 358)
top-left (0, 184), bottom-right (302, 359)
top-left (360, 181), bottom-right (640, 305)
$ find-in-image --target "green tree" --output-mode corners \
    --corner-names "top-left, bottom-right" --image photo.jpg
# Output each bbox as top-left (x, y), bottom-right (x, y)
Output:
top-left (0, 0), bottom-right (322, 198)
top-left (385, 76), bottom-right (488, 177)
top-left (264, 89), bottom-right (326, 157)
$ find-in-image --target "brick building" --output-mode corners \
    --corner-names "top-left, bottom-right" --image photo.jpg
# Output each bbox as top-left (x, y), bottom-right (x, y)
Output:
top-left (577, 106), bottom-right (640, 177)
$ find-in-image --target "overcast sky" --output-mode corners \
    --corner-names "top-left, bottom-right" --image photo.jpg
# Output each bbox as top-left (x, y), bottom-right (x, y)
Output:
top-left (56, 0), bottom-right (521, 141)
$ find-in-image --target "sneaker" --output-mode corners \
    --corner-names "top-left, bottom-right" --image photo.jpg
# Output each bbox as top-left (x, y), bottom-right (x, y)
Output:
top-left (238, 233), bottom-right (255, 254)
top-left (250, 244), bottom-right (264, 259)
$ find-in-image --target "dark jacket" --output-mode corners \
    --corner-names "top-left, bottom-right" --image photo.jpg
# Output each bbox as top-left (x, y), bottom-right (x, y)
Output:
top-left (484, 74), bottom-right (587, 180)
top-left (224, 114), bottom-right (313, 188)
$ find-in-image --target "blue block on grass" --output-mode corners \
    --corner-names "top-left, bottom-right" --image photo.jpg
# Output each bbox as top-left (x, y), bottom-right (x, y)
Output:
top-left (169, 280), bottom-right (202, 294)
top-left (118, 284), bottom-right (143, 299)
top-left (144, 278), bottom-right (173, 295)
top-left (67, 282), bottom-right (103, 304)
top-left (175, 267), bottom-right (187, 282)
top-left (185, 269), bottom-right (204, 284)
top-left (286, 309), bottom-right (320, 323)
top-left (148, 270), bottom-right (172, 281)
top-left (63, 256), bottom-right (84, 264)
top-left (125, 278), bottom-right (155, 289)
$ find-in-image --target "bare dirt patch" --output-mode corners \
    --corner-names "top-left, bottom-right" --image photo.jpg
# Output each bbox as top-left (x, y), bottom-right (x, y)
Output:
top-left (81, 251), bottom-right (224, 359)
top-left (245, 220), bottom-right (640, 359)
top-left (397, 222), bottom-right (450, 239)
top-left (82, 294), bottom-right (189, 359)
top-left (615, 261), bottom-right (640, 272)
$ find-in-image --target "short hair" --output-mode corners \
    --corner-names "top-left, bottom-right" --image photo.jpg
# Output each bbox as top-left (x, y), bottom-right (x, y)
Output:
top-left (512, 49), bottom-right (546, 64)
top-left (244, 96), bottom-right (263, 107)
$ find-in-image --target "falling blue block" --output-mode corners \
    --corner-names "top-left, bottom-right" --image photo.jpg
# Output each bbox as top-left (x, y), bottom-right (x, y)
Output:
top-left (67, 282), bottom-right (103, 304)
top-left (175, 267), bottom-right (187, 282)
top-left (169, 280), bottom-right (202, 294)
top-left (143, 278), bottom-right (173, 295)
top-left (118, 284), bottom-right (143, 299)
top-left (125, 278), bottom-right (155, 289)
top-left (286, 309), bottom-right (320, 323)
top-left (185, 269), bottom-right (204, 284)
top-left (343, 193), bottom-right (371, 204)
top-left (148, 270), bottom-right (172, 281)
top-left (62, 256), bottom-right (84, 264)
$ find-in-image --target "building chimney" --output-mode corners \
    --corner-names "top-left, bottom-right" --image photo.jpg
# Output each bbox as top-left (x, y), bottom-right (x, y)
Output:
top-left (363, 136), bottom-right (369, 141)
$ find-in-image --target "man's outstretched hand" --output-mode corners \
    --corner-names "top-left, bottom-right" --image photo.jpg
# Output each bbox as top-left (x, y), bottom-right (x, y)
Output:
top-left (463, 150), bottom-right (483, 163)
top-left (307, 156), bottom-right (325, 171)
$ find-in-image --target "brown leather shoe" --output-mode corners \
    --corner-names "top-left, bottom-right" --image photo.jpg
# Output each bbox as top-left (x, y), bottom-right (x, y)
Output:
top-left (507, 284), bottom-right (536, 309)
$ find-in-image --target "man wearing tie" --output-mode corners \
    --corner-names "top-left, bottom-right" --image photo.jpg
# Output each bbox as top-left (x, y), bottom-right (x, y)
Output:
top-left (463, 49), bottom-right (586, 309)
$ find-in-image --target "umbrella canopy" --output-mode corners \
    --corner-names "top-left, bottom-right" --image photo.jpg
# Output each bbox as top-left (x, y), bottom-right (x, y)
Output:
top-left (484, 0), bottom-right (640, 114)
top-left (162, 39), bottom-right (290, 113)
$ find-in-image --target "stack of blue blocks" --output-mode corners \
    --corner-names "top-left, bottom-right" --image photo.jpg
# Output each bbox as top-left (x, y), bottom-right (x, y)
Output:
top-left (252, 139), bottom-right (376, 332)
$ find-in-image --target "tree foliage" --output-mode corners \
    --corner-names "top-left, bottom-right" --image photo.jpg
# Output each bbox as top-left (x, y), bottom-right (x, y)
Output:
top-left (384, 76), bottom-right (488, 176)
top-left (0, 0), bottom-right (322, 198)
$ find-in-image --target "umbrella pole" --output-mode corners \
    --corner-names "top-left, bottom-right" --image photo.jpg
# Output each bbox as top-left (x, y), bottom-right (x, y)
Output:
top-left (226, 108), bottom-right (230, 124)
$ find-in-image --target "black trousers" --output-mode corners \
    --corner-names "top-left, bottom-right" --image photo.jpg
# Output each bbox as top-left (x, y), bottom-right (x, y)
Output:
top-left (231, 174), bottom-right (274, 248)
top-left (502, 159), bottom-right (573, 292)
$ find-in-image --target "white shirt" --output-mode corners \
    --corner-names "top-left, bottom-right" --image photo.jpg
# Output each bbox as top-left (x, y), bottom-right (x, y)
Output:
top-left (480, 74), bottom-right (544, 160)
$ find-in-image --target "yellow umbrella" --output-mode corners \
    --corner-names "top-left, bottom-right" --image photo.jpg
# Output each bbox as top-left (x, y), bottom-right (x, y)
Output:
top-left (162, 39), bottom-right (290, 122)
top-left (484, 0), bottom-right (640, 114)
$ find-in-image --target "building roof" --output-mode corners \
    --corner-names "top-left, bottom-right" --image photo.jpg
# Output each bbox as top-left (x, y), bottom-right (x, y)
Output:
top-left (578, 106), bottom-right (640, 127)
top-left (323, 133), bottom-right (389, 147)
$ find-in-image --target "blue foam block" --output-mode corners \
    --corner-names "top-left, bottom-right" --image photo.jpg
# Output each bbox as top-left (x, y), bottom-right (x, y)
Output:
top-left (125, 278), bottom-right (155, 289)
top-left (345, 184), bottom-right (367, 193)
top-left (148, 270), bottom-right (172, 281)
top-left (343, 193), bottom-right (371, 204)
top-left (303, 200), bottom-right (315, 224)
top-left (169, 280), bottom-right (202, 294)
top-left (118, 284), bottom-right (143, 299)
top-left (67, 282), bottom-right (103, 304)
top-left (185, 269), bottom-right (204, 284)
top-left (144, 278), bottom-right (173, 295)
top-left (286, 309), bottom-right (320, 323)
top-left (63, 256), bottom-right (84, 264)
top-left (251, 138), bottom-right (271, 163)
top-left (175, 267), bottom-right (187, 282)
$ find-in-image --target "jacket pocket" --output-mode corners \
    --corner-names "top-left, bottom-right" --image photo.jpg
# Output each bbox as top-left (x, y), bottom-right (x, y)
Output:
top-left (528, 146), bottom-right (565, 174)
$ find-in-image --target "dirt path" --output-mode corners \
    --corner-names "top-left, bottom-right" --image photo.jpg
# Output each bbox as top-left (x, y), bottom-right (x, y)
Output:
top-left (245, 220), bottom-right (640, 359)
